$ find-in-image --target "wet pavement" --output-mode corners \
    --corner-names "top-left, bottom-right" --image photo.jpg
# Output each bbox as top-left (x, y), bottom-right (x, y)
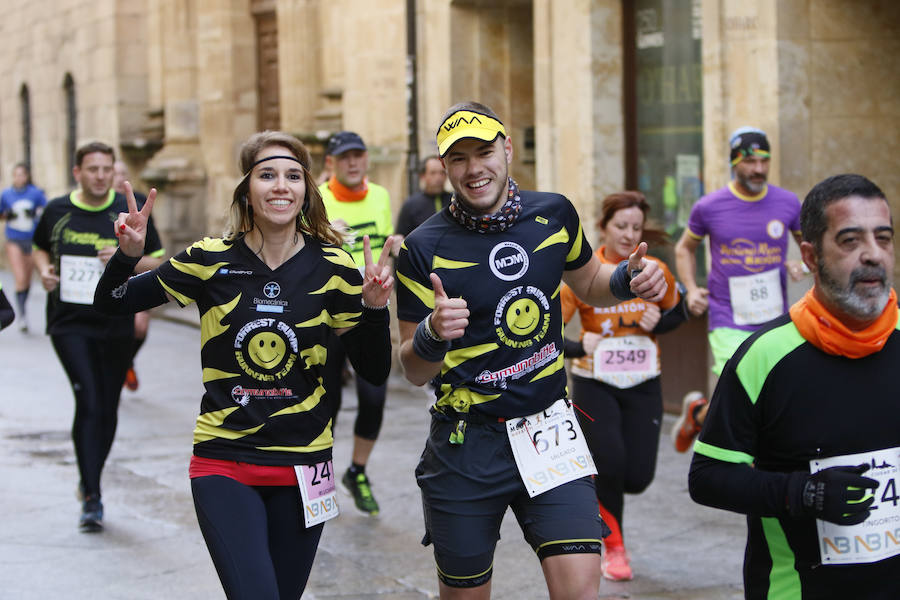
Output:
top-left (0, 273), bottom-right (745, 599)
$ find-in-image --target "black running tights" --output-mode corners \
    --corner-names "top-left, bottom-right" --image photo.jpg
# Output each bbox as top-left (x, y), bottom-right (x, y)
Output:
top-left (324, 332), bottom-right (387, 440)
top-left (571, 375), bottom-right (663, 528)
top-left (51, 334), bottom-right (132, 498)
top-left (191, 475), bottom-right (324, 600)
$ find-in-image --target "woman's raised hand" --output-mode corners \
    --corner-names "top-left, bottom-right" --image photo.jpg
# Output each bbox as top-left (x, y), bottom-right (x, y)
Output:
top-left (115, 181), bottom-right (156, 258)
top-left (361, 235), bottom-right (394, 309)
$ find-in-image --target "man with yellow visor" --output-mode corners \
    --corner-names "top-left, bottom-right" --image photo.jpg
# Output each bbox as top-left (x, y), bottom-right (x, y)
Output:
top-left (395, 101), bottom-right (669, 599)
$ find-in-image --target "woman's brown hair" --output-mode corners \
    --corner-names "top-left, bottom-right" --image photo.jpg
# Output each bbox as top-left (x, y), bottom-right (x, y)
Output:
top-left (224, 131), bottom-right (346, 247)
top-left (596, 190), bottom-right (669, 247)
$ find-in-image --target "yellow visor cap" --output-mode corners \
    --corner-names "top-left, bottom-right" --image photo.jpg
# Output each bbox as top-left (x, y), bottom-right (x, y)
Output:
top-left (436, 110), bottom-right (506, 157)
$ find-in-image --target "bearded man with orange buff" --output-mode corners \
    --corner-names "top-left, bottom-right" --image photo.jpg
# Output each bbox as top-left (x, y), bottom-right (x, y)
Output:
top-left (689, 173), bottom-right (900, 598)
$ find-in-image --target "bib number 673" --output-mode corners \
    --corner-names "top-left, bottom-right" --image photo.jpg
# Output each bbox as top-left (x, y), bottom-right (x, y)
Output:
top-left (531, 419), bottom-right (577, 454)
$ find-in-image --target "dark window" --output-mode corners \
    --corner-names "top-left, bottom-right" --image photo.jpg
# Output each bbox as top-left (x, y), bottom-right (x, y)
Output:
top-left (64, 74), bottom-right (77, 185)
top-left (254, 9), bottom-right (280, 131)
top-left (625, 0), bottom-right (703, 267)
top-left (19, 84), bottom-right (31, 168)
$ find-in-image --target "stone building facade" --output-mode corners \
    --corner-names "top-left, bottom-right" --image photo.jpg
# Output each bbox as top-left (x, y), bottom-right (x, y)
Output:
top-left (1, 0), bottom-right (897, 400)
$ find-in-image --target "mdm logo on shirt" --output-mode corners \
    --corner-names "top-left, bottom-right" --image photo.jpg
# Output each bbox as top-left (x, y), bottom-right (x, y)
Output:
top-left (489, 241), bottom-right (529, 281)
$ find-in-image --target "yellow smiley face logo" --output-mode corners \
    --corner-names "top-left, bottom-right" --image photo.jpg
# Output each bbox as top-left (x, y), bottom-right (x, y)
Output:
top-left (506, 298), bottom-right (539, 336)
top-left (247, 331), bottom-right (286, 369)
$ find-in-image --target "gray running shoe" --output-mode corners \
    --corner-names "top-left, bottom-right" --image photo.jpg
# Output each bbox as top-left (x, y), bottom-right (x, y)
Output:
top-left (79, 496), bottom-right (103, 533)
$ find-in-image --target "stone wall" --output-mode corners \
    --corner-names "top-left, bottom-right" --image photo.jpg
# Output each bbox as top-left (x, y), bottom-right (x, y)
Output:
top-left (703, 0), bottom-right (900, 281)
top-left (0, 0), bottom-right (896, 268)
top-left (0, 0), bottom-right (124, 197)
top-left (534, 0), bottom-right (624, 247)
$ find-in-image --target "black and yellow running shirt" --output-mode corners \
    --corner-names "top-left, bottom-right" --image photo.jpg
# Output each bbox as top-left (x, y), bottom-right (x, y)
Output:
top-left (396, 190), bottom-right (593, 418)
top-left (154, 236), bottom-right (364, 465)
top-left (692, 312), bottom-right (900, 599)
top-left (32, 191), bottom-right (164, 337)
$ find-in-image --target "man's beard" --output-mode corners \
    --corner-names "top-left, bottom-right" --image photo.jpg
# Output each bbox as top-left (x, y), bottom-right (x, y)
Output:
top-left (818, 259), bottom-right (892, 321)
top-left (736, 172), bottom-right (766, 195)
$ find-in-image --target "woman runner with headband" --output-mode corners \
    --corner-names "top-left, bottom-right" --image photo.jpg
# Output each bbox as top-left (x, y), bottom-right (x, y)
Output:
top-left (93, 130), bottom-right (394, 599)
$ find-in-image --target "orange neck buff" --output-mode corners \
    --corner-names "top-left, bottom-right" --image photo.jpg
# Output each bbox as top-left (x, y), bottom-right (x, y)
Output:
top-left (789, 287), bottom-right (898, 358)
top-left (328, 175), bottom-right (368, 202)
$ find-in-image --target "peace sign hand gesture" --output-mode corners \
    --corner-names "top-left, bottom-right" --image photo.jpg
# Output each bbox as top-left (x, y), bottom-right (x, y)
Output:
top-left (114, 181), bottom-right (157, 258)
top-left (361, 235), bottom-right (394, 309)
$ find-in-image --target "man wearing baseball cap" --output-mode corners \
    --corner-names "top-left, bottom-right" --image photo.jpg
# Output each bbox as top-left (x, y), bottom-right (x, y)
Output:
top-left (671, 127), bottom-right (804, 452)
top-left (396, 101), bottom-right (668, 599)
top-left (319, 131), bottom-right (394, 516)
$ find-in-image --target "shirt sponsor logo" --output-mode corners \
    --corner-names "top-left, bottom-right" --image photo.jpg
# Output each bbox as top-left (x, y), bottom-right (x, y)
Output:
top-left (766, 219), bottom-right (785, 240)
top-left (233, 318), bottom-right (299, 381)
top-left (489, 241), bottom-right (529, 281)
top-left (61, 229), bottom-right (116, 251)
top-left (494, 285), bottom-right (550, 349)
top-left (264, 281), bottom-right (281, 298)
top-left (218, 268), bottom-right (253, 275)
top-left (475, 342), bottom-right (559, 388)
top-left (718, 238), bottom-right (784, 273)
top-left (230, 385), bottom-right (295, 406)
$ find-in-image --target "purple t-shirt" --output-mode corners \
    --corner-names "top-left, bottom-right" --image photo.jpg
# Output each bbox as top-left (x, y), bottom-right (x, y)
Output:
top-left (687, 182), bottom-right (801, 331)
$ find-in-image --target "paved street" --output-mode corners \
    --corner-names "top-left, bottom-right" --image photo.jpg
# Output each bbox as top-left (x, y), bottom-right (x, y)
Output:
top-left (0, 272), bottom-right (744, 599)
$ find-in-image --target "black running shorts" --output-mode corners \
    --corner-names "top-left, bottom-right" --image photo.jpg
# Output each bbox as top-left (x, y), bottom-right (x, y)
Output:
top-left (416, 409), bottom-right (607, 588)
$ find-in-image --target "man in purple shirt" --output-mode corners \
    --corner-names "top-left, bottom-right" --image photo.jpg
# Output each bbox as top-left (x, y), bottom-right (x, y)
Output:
top-left (671, 127), bottom-right (804, 451)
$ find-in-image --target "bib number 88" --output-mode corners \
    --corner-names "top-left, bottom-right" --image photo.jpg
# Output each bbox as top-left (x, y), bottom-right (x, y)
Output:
top-left (749, 287), bottom-right (769, 302)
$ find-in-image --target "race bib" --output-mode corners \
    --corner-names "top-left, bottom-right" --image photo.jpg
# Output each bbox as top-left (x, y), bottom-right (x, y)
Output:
top-left (294, 460), bottom-right (340, 528)
top-left (592, 335), bottom-right (659, 388)
top-left (813, 447), bottom-right (900, 565)
top-left (59, 255), bottom-right (105, 305)
top-left (728, 268), bottom-right (783, 325)
top-left (506, 399), bottom-right (597, 498)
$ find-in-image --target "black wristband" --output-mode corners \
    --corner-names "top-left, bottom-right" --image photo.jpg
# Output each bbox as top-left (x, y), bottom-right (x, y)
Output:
top-left (609, 260), bottom-right (637, 301)
top-left (413, 316), bottom-right (451, 362)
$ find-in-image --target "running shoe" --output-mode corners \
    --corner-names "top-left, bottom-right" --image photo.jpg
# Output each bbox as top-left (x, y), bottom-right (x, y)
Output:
top-left (124, 367), bottom-right (139, 391)
top-left (342, 469), bottom-right (380, 516)
top-left (672, 391), bottom-right (708, 453)
top-left (79, 496), bottom-right (104, 533)
top-left (601, 545), bottom-right (632, 581)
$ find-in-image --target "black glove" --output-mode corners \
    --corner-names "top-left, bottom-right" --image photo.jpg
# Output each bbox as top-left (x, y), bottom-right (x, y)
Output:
top-left (787, 463), bottom-right (879, 525)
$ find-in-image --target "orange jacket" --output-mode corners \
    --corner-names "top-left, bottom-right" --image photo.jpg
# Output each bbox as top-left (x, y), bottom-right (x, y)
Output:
top-left (561, 247), bottom-right (678, 379)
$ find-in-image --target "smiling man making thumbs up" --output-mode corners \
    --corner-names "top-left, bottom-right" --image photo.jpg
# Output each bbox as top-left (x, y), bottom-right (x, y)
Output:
top-left (396, 101), bottom-right (666, 600)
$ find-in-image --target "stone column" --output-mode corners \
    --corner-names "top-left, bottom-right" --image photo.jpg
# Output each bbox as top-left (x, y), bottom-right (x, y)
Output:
top-left (142, 0), bottom-right (208, 252)
top-left (534, 0), bottom-right (624, 244)
top-left (333, 0), bottom-right (408, 213)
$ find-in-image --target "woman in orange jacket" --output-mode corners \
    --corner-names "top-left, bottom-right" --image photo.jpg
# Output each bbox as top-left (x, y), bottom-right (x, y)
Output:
top-left (561, 191), bottom-right (688, 582)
